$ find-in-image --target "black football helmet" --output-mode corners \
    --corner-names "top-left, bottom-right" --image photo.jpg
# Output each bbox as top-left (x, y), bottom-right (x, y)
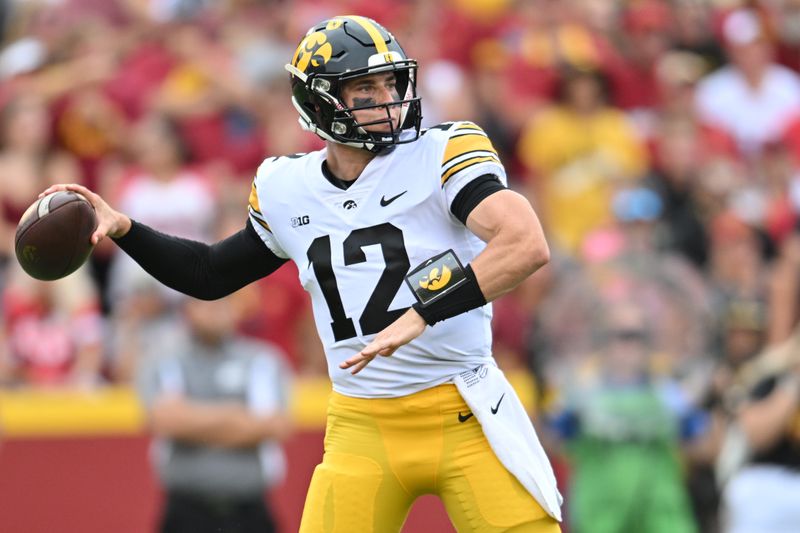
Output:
top-left (285, 16), bottom-right (422, 152)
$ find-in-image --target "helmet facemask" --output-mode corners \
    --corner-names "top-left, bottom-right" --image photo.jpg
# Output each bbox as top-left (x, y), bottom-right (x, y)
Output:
top-left (288, 59), bottom-right (422, 153)
top-left (332, 63), bottom-right (421, 147)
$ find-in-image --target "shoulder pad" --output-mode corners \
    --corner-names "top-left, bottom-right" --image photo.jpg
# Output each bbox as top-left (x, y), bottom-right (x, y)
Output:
top-left (440, 121), bottom-right (500, 185)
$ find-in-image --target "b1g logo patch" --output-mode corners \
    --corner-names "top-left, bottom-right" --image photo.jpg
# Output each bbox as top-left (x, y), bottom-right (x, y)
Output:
top-left (405, 249), bottom-right (468, 306)
top-left (291, 215), bottom-right (310, 227)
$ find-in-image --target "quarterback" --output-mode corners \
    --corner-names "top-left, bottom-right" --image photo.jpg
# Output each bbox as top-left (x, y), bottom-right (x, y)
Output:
top-left (43, 16), bottom-right (562, 532)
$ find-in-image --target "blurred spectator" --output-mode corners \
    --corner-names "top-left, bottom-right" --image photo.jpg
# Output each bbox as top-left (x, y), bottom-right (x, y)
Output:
top-left (495, 0), bottom-right (605, 123)
top-left (689, 156), bottom-right (750, 224)
top-left (431, 0), bottom-right (513, 70)
top-left (717, 327), bottom-right (800, 533)
top-left (531, 185), bottom-right (716, 411)
top-left (547, 301), bottom-right (702, 533)
top-left (706, 211), bottom-right (770, 321)
top-left (12, 13), bottom-right (121, 105)
top-left (654, 51), bottom-right (708, 120)
top-left (1, 263), bottom-right (103, 389)
top-left (517, 67), bottom-right (648, 254)
top-left (755, 140), bottom-right (800, 246)
top-left (606, 186), bottom-right (715, 378)
top-left (695, 8), bottom-right (800, 159)
top-left (527, 251), bottom-right (604, 387)
top-left (647, 116), bottom-right (712, 267)
top-left (54, 86), bottom-right (127, 191)
top-left (102, 30), bottom-right (175, 121)
top-left (606, 0), bottom-right (675, 113)
top-left (671, 0), bottom-right (726, 71)
top-left (136, 296), bottom-right (292, 533)
top-left (650, 50), bottom-right (737, 159)
top-left (685, 298), bottom-right (769, 533)
top-left (767, 229), bottom-right (800, 344)
top-left (707, 299), bottom-right (770, 413)
top-left (152, 22), bottom-right (265, 176)
top-left (575, 186), bottom-right (715, 380)
top-left (105, 112), bottom-right (217, 306)
top-left (0, 93), bottom-right (81, 261)
top-left (221, 8), bottom-right (323, 166)
top-left (109, 275), bottom-right (184, 383)
top-left (722, 298), bottom-right (770, 376)
top-left (42, 16), bottom-right (128, 190)
top-left (773, 0), bottom-right (800, 72)
top-left (645, 46), bottom-right (743, 267)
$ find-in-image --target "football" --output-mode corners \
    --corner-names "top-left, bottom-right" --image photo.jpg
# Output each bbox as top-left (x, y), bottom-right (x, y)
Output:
top-left (14, 191), bottom-right (97, 281)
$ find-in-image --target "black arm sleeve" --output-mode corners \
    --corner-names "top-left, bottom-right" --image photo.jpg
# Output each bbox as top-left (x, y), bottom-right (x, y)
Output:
top-left (449, 174), bottom-right (507, 225)
top-left (112, 219), bottom-right (288, 300)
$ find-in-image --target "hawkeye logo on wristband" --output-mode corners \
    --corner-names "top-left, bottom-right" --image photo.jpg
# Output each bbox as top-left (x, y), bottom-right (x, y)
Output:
top-left (420, 265), bottom-right (452, 291)
top-left (405, 249), bottom-right (468, 306)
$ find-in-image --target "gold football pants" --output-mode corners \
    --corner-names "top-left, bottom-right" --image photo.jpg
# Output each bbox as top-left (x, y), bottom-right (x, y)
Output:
top-left (299, 383), bottom-right (561, 532)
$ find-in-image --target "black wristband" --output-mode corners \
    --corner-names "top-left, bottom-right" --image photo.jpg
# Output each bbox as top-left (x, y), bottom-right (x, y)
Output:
top-left (412, 264), bottom-right (486, 326)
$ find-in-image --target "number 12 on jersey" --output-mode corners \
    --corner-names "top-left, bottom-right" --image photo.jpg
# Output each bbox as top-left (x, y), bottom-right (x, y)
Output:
top-left (306, 223), bottom-right (410, 341)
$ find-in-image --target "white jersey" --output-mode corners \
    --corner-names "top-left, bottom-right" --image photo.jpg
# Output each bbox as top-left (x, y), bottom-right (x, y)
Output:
top-left (248, 121), bottom-right (506, 398)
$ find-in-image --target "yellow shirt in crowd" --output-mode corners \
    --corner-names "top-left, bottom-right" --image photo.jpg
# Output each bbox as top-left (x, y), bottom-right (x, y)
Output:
top-left (518, 106), bottom-right (648, 254)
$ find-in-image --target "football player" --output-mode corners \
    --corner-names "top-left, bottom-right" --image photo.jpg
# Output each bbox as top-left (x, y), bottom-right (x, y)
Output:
top-left (42, 16), bottom-right (562, 532)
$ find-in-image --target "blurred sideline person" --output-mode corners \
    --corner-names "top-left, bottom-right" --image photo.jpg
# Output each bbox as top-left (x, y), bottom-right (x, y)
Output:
top-left (547, 302), bottom-right (702, 533)
top-left (43, 16), bottom-right (562, 532)
top-left (718, 328), bottom-right (800, 533)
top-left (136, 296), bottom-right (292, 533)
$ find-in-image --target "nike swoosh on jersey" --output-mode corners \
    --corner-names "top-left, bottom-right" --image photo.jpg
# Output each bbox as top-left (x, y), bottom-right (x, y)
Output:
top-left (380, 190), bottom-right (407, 206)
top-left (458, 411), bottom-right (474, 423)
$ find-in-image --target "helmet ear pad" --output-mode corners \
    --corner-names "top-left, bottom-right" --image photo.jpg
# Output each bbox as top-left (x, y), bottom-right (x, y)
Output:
top-left (394, 68), bottom-right (420, 130)
top-left (307, 76), bottom-right (351, 136)
top-left (290, 78), bottom-right (318, 125)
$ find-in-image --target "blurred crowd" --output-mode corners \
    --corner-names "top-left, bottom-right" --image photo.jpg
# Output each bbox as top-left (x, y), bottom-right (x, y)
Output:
top-left (0, 0), bottom-right (799, 532)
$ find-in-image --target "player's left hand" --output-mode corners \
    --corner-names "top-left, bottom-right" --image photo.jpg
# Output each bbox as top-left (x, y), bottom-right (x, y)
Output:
top-left (340, 308), bottom-right (427, 375)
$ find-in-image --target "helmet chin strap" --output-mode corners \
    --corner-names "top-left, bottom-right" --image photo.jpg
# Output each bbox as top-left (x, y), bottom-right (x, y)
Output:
top-left (290, 97), bottom-right (378, 152)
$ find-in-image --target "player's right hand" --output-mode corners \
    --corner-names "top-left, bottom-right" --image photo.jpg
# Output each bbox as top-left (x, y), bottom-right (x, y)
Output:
top-left (39, 183), bottom-right (132, 245)
top-left (340, 307), bottom-right (427, 375)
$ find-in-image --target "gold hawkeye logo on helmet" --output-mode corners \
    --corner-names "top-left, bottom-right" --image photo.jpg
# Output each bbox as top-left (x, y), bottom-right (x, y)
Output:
top-left (293, 32), bottom-right (333, 72)
top-left (419, 265), bottom-right (452, 291)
